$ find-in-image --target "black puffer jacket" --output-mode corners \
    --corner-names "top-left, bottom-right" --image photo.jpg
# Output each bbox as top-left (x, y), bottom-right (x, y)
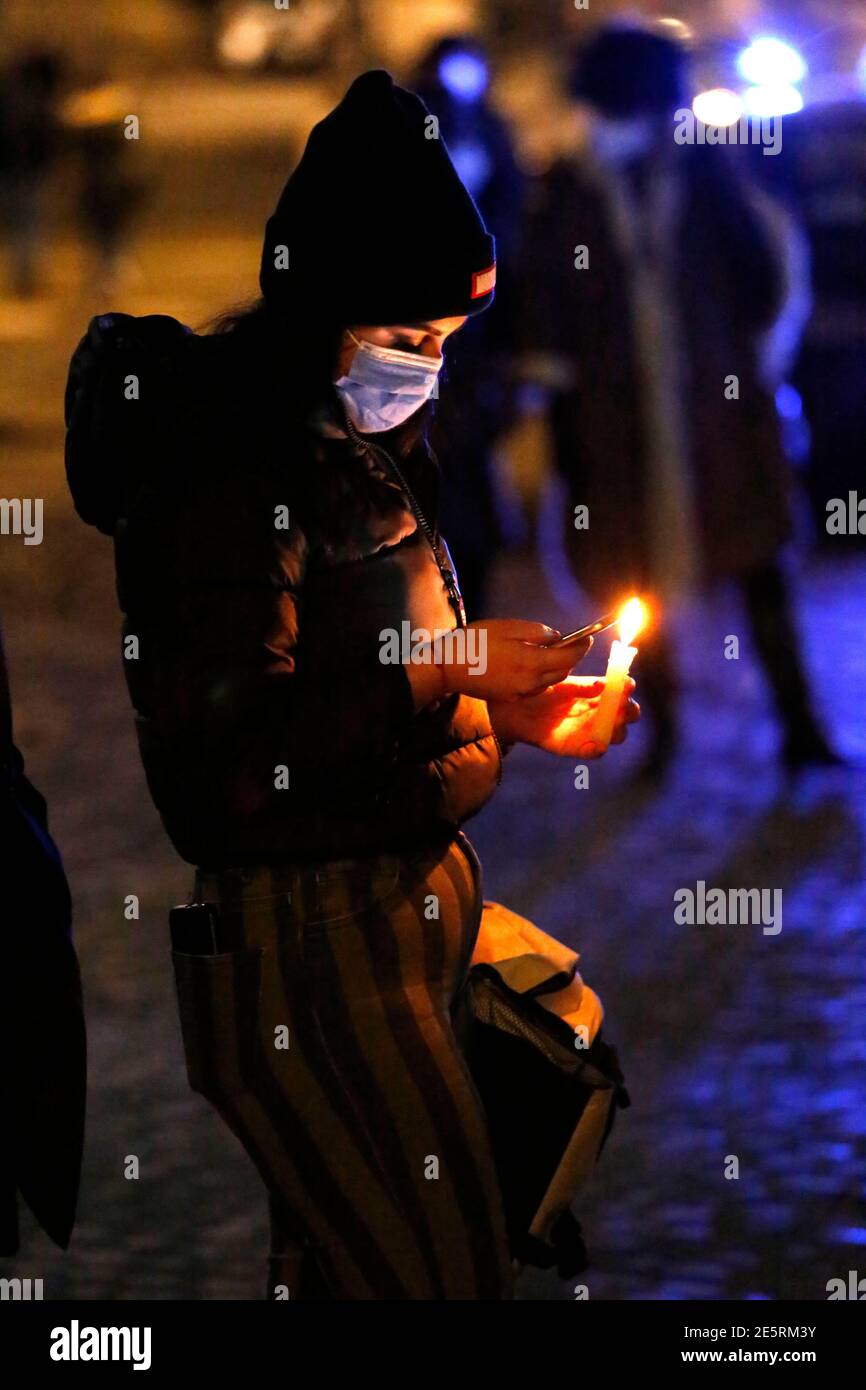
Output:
top-left (65, 313), bottom-right (502, 869)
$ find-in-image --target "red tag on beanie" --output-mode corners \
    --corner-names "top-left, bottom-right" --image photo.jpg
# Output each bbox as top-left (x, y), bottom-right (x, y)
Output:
top-left (471, 263), bottom-right (496, 298)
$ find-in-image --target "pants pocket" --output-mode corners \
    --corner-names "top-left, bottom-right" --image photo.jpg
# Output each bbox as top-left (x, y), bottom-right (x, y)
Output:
top-left (300, 859), bottom-right (402, 931)
top-left (171, 947), bottom-right (263, 1098)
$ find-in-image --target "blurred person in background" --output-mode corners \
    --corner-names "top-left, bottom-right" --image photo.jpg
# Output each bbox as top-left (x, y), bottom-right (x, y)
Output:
top-left (413, 35), bottom-right (525, 617)
top-left (760, 99), bottom-right (866, 549)
top-left (0, 50), bottom-right (63, 297)
top-left (522, 23), bottom-right (835, 778)
top-left (64, 72), bottom-right (637, 1300)
top-left (63, 76), bottom-right (145, 297)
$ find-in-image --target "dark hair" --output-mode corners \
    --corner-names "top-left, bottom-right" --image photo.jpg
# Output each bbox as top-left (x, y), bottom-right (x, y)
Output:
top-left (569, 26), bottom-right (687, 118)
top-left (13, 49), bottom-right (63, 93)
top-left (200, 297), bottom-right (435, 459)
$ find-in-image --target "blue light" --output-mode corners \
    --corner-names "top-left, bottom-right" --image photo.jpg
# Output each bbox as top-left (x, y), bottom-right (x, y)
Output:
top-left (829, 1227), bottom-right (866, 1246)
top-left (776, 384), bottom-right (803, 422)
top-left (438, 51), bottom-right (489, 103)
top-left (737, 37), bottom-right (807, 87)
top-left (743, 84), bottom-right (805, 118)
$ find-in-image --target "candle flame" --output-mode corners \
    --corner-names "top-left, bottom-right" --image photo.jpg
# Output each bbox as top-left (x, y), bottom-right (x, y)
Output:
top-left (618, 597), bottom-right (646, 648)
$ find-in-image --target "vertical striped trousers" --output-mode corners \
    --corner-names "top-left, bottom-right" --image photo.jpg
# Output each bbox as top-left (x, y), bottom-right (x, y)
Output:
top-left (172, 832), bottom-right (514, 1300)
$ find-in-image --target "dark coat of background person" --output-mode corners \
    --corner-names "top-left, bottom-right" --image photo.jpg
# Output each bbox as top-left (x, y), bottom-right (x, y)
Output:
top-left (64, 312), bottom-right (504, 872)
top-left (522, 142), bottom-right (793, 607)
top-left (413, 48), bottom-right (526, 617)
top-left (0, 50), bottom-right (64, 296)
top-left (749, 101), bottom-right (866, 547)
top-left (0, 626), bottom-right (86, 1256)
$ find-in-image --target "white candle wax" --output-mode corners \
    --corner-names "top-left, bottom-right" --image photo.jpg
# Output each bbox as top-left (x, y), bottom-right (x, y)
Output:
top-left (592, 639), bottom-right (637, 748)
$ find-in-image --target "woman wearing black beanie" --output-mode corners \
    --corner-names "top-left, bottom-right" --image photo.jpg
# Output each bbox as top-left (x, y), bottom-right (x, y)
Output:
top-left (65, 71), bottom-right (637, 1300)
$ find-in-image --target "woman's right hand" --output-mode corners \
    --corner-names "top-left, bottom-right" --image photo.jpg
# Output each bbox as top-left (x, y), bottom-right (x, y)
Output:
top-left (431, 620), bottom-right (592, 703)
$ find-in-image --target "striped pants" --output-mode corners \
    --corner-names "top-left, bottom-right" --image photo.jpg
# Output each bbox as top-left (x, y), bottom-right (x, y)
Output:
top-left (172, 832), bottom-right (515, 1300)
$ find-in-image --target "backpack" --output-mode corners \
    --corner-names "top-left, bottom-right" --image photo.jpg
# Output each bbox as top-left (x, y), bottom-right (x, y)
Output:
top-left (64, 312), bottom-right (192, 535)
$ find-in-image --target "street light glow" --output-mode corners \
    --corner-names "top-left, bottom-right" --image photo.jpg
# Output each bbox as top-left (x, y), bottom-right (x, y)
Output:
top-left (218, 10), bottom-right (270, 68)
top-left (743, 84), bottom-right (805, 118)
top-left (693, 89), bottom-right (745, 128)
top-left (737, 37), bottom-right (807, 87)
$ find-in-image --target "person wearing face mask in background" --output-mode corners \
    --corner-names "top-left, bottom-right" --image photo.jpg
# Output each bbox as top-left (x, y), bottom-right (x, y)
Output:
top-left (64, 72), bottom-right (639, 1300)
top-left (521, 22), bottom-right (835, 777)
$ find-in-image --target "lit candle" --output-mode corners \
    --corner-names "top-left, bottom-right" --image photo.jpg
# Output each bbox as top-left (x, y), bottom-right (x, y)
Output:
top-left (592, 598), bottom-right (646, 749)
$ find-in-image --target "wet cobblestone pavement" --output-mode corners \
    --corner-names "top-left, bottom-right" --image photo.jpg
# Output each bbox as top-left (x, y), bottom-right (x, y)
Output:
top-left (478, 552), bottom-right (866, 1301)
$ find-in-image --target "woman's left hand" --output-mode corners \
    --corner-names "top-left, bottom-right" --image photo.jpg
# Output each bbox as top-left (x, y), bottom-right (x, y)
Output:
top-left (489, 676), bottom-right (640, 758)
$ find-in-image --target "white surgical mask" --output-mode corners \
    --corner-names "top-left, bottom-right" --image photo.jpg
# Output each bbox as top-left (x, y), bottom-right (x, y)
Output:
top-left (335, 331), bottom-right (443, 434)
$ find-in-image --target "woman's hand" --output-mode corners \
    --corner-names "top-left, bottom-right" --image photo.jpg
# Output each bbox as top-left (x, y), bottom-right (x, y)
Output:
top-left (405, 620), bottom-right (592, 711)
top-left (443, 620), bottom-right (594, 701)
top-left (489, 676), bottom-right (640, 758)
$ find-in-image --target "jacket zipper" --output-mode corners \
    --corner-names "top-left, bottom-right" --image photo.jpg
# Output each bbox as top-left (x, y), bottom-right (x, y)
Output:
top-left (340, 407), bottom-right (467, 630)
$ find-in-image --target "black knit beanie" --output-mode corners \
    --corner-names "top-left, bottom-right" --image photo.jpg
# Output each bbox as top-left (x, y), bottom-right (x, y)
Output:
top-left (259, 70), bottom-right (496, 325)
